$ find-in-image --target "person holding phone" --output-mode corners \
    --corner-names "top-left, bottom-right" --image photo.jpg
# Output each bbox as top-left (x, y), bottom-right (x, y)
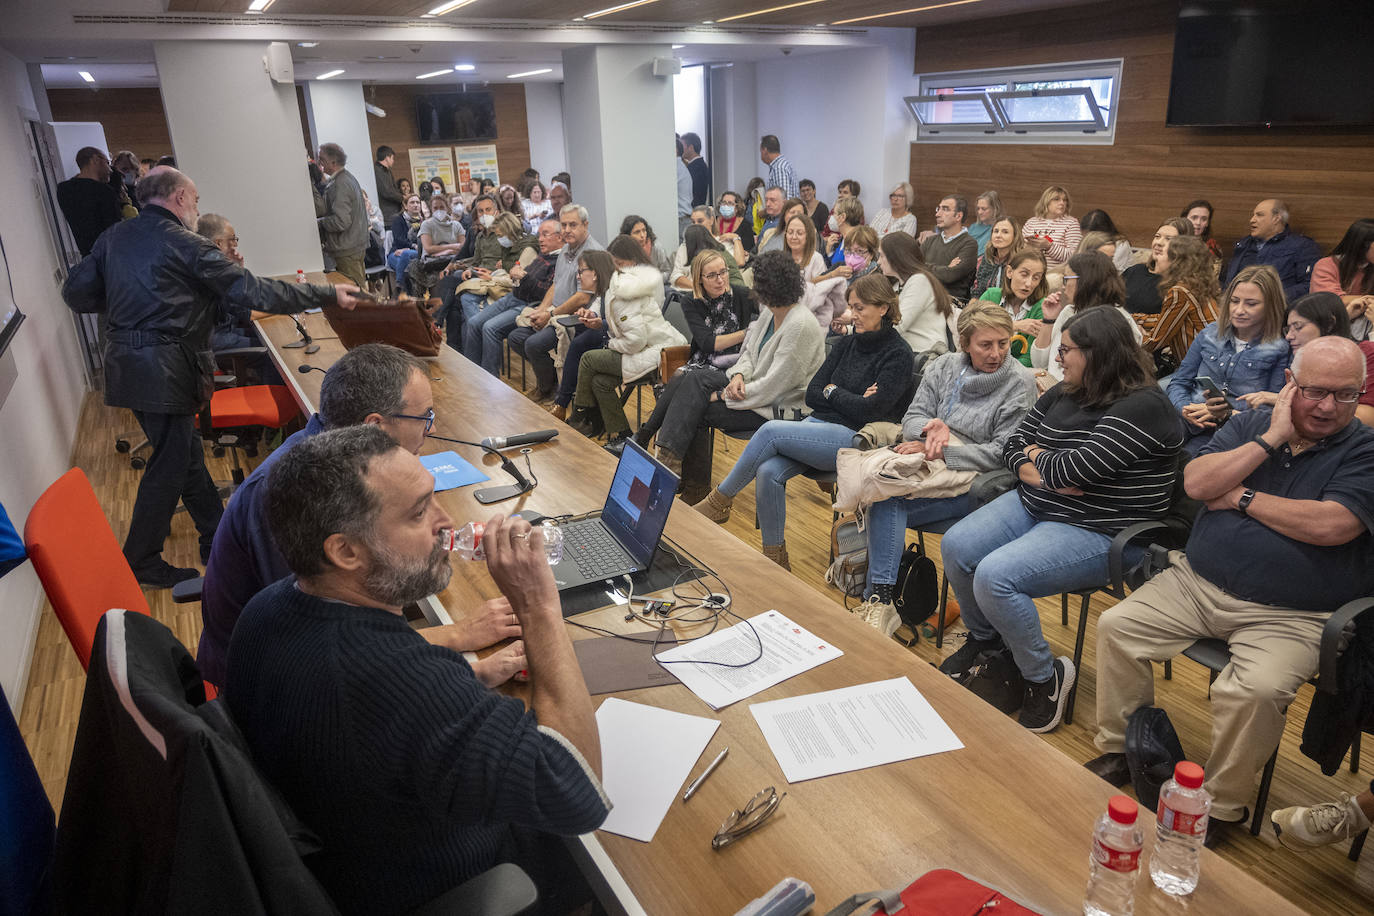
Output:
top-left (1167, 265), bottom-right (1292, 455)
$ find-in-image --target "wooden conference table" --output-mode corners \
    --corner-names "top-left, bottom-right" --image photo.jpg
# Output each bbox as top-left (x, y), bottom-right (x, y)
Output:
top-left (255, 299), bottom-right (1300, 916)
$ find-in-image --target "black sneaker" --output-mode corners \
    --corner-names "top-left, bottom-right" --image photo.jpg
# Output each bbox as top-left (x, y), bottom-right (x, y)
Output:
top-left (1018, 657), bottom-right (1076, 733)
top-left (937, 633), bottom-right (1005, 682)
top-left (134, 562), bottom-right (200, 590)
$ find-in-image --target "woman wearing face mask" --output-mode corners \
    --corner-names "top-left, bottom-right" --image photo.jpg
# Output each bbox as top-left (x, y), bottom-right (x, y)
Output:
top-left (713, 191), bottom-right (755, 255)
top-left (878, 231), bottom-right (954, 356)
top-left (1030, 251), bottom-right (1141, 384)
top-left (388, 194), bottom-right (425, 294)
top-left (1022, 186), bottom-right (1080, 271)
top-left (620, 214), bottom-right (674, 284)
top-left (1239, 292), bottom-right (1352, 410)
top-left (1135, 235), bottom-right (1219, 375)
top-left (1123, 217), bottom-right (1192, 315)
top-left (550, 250), bottom-right (616, 423)
top-left (853, 302), bottom-right (1038, 636)
top-left (408, 195), bottom-right (466, 295)
top-left (825, 197), bottom-right (866, 263)
top-left (455, 212), bottom-right (538, 364)
top-left (825, 226), bottom-right (881, 334)
top-left (1167, 264), bottom-right (1291, 454)
top-left (693, 272), bottom-right (916, 570)
top-left (978, 248), bottom-right (1050, 366)
top-left (570, 236), bottom-right (686, 449)
top-left (971, 217), bottom-right (1023, 300)
top-left (969, 191), bottom-right (1005, 257)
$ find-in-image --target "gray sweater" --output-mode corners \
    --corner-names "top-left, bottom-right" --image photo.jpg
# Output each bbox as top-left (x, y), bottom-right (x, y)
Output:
top-left (729, 304), bottom-right (826, 418)
top-left (901, 351), bottom-right (1037, 472)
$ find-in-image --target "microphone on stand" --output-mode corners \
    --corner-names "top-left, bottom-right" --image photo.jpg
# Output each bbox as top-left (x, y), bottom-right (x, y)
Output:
top-left (427, 432), bottom-right (535, 504)
top-left (283, 314), bottom-right (320, 354)
top-left (480, 429), bottom-right (559, 451)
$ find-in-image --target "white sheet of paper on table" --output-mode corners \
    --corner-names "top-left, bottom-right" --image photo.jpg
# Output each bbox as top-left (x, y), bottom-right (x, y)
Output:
top-left (595, 698), bottom-right (720, 843)
top-left (652, 610), bottom-right (843, 710)
top-left (749, 676), bottom-right (963, 783)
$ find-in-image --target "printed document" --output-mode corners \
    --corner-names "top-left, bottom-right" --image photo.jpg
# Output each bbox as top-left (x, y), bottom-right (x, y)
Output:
top-left (654, 610), bottom-right (842, 710)
top-left (750, 676), bottom-right (963, 782)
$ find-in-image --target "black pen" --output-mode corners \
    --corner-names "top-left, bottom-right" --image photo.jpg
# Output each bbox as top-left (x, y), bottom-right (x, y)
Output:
top-left (683, 747), bottom-right (728, 802)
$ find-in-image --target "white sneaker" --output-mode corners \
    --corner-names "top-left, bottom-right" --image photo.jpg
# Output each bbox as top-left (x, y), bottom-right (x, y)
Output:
top-left (850, 597), bottom-right (882, 623)
top-left (872, 602), bottom-right (902, 638)
top-left (1272, 795), bottom-right (1372, 850)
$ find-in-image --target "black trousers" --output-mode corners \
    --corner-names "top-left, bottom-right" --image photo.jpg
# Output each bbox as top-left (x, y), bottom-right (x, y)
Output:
top-left (644, 368), bottom-right (766, 493)
top-left (124, 410), bottom-right (222, 573)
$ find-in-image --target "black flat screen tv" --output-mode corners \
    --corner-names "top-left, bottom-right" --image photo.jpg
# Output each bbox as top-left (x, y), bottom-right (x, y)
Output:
top-left (415, 91), bottom-right (498, 143)
top-left (1167, 0), bottom-right (1374, 128)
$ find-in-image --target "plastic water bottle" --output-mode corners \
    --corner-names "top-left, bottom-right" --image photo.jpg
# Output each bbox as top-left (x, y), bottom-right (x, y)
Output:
top-left (1084, 795), bottom-right (1142, 916)
top-left (1150, 761), bottom-right (1210, 895)
top-left (442, 521), bottom-right (563, 564)
top-left (296, 269), bottom-right (306, 283)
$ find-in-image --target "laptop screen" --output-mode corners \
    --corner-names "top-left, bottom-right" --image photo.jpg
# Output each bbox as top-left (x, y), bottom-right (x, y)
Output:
top-left (601, 438), bottom-right (679, 567)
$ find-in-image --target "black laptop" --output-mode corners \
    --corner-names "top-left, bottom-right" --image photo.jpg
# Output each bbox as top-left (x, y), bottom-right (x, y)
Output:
top-left (550, 438), bottom-right (680, 593)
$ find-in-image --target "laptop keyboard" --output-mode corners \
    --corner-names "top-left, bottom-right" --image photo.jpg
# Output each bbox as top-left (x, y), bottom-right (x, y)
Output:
top-left (563, 521), bottom-right (631, 579)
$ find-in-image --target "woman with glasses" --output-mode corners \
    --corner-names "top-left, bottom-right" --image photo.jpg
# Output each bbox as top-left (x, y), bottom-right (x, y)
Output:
top-left (870, 181), bottom-right (918, 239)
top-left (550, 249), bottom-right (617, 423)
top-left (938, 307), bottom-right (1183, 734)
top-left (569, 236), bottom-right (686, 449)
top-left (1168, 264), bottom-right (1292, 455)
top-left (694, 272), bottom-right (916, 571)
top-left (1029, 251), bottom-right (1141, 385)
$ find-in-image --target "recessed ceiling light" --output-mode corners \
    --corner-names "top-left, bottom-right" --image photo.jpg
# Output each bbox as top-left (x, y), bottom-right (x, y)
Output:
top-left (672, 44), bottom-right (684, 49)
top-left (317, 69), bottom-right (345, 80)
top-left (245, 0), bottom-right (277, 12)
top-left (454, 63), bottom-right (476, 71)
top-left (297, 42), bottom-right (319, 48)
top-left (582, 0), bottom-right (660, 20)
top-left (717, 0), bottom-right (826, 23)
top-left (506, 67), bottom-right (553, 79)
top-left (427, 0), bottom-right (479, 15)
top-left (831, 0), bottom-right (980, 26)
top-left (78, 71), bottom-right (95, 83)
top-left (417, 68), bottom-right (453, 80)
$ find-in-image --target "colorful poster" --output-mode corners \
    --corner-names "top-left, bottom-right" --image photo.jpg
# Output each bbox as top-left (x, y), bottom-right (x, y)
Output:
top-left (453, 143), bottom-right (500, 186)
top-left (409, 147), bottom-right (455, 190)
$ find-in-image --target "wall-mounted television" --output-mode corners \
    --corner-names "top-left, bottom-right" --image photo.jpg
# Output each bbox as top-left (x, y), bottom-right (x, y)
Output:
top-left (1167, 0), bottom-right (1374, 128)
top-left (415, 91), bottom-right (498, 143)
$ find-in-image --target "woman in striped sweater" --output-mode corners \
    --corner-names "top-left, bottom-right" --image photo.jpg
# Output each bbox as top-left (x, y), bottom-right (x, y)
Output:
top-left (1022, 185), bottom-right (1081, 271)
top-left (936, 308), bottom-right (1184, 734)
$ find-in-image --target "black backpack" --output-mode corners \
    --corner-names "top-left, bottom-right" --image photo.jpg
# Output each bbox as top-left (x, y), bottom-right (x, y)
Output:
top-left (893, 543), bottom-right (939, 631)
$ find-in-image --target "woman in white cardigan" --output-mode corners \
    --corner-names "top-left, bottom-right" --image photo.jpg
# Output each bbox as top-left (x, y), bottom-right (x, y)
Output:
top-left (1028, 250), bottom-right (1142, 388)
top-left (878, 231), bottom-right (953, 357)
top-left (571, 235), bottom-right (685, 448)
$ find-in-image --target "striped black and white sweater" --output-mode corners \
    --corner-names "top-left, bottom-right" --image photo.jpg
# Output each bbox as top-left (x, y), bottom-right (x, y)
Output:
top-left (1004, 384), bottom-right (1184, 532)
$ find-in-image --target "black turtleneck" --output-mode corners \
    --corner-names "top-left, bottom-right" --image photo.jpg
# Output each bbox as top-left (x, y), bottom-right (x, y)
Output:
top-left (804, 324), bottom-right (916, 428)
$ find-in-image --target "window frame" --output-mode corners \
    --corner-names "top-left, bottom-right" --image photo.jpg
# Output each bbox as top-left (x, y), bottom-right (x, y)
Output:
top-left (908, 59), bottom-right (1124, 145)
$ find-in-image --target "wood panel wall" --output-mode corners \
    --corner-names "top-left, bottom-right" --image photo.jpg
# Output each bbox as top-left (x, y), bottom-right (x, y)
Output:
top-left (908, 0), bottom-right (1374, 253)
top-left (46, 88), bottom-right (174, 164)
top-left (47, 83), bottom-right (534, 192)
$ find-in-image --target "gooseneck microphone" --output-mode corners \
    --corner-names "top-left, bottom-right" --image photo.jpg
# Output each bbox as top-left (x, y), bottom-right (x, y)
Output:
top-left (283, 314), bottom-right (321, 355)
top-left (298, 364), bottom-right (327, 374)
top-left (480, 429), bottom-right (559, 450)
top-left (427, 432), bottom-right (535, 504)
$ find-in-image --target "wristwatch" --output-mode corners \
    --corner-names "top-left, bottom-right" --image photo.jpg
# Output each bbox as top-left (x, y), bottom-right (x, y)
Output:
top-left (1237, 488), bottom-right (1256, 515)
top-left (1253, 435), bottom-right (1278, 457)
top-left (823, 384), bottom-right (837, 398)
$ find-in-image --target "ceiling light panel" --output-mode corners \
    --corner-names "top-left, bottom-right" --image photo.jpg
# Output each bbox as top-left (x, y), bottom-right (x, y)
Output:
top-left (718, 0), bottom-right (826, 24)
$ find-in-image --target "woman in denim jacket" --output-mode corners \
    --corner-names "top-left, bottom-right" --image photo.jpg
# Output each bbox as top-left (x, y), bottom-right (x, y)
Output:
top-left (1167, 264), bottom-right (1291, 454)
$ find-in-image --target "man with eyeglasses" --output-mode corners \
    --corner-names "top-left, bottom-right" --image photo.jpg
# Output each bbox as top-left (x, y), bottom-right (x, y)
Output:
top-left (921, 194), bottom-right (979, 302)
top-left (1088, 336), bottom-right (1374, 844)
top-left (198, 343), bottom-right (526, 690)
top-left (197, 213), bottom-right (282, 386)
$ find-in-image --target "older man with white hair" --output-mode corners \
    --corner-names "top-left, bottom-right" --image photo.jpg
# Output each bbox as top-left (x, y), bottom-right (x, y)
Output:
top-left (1087, 336), bottom-right (1374, 843)
top-left (63, 166), bottom-right (365, 587)
top-left (314, 142), bottom-right (369, 287)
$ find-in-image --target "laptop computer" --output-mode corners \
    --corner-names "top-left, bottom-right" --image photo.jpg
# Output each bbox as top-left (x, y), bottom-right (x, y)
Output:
top-left (550, 438), bottom-right (680, 593)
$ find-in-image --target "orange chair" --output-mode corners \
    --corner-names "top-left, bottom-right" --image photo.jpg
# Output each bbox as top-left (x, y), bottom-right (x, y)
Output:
top-left (23, 468), bottom-right (148, 670)
top-left (201, 383), bottom-right (301, 487)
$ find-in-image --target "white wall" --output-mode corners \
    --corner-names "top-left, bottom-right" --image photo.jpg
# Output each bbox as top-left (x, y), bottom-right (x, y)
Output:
top-left (0, 49), bottom-right (89, 714)
top-left (524, 82), bottom-right (567, 180)
top-left (49, 121), bottom-right (110, 180)
top-left (302, 79), bottom-right (379, 211)
top-left (155, 40), bottom-right (324, 277)
top-left (672, 65), bottom-right (706, 155)
top-left (709, 62), bottom-right (759, 200)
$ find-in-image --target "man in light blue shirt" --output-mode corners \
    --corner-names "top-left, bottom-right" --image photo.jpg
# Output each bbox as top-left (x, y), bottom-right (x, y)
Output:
top-left (760, 134), bottom-right (798, 200)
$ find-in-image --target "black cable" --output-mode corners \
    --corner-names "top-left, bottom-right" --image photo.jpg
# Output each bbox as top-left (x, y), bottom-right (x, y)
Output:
top-left (426, 431), bottom-right (531, 489)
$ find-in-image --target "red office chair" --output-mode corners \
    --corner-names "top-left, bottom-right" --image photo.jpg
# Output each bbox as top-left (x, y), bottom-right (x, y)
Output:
top-left (201, 349), bottom-right (302, 487)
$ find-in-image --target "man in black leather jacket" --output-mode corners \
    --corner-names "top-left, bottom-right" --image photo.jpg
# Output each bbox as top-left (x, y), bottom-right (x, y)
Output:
top-left (63, 166), bottom-right (364, 588)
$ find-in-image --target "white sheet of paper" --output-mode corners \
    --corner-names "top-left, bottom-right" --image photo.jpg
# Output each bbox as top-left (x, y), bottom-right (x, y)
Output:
top-left (595, 698), bottom-right (720, 842)
top-left (750, 676), bottom-right (963, 783)
top-left (653, 610), bottom-right (842, 710)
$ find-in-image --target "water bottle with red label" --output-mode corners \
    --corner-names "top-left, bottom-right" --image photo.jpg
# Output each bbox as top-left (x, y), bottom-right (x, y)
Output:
top-left (442, 521), bottom-right (563, 564)
top-left (1149, 760), bottom-right (1210, 896)
top-left (1084, 794), bottom-right (1142, 916)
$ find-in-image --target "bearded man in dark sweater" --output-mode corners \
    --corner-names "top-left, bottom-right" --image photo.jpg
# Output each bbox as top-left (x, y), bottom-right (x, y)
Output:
top-left (226, 425), bottom-right (609, 915)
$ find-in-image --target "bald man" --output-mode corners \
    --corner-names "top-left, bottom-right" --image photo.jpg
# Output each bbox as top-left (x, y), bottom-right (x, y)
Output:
top-left (1087, 336), bottom-right (1374, 842)
top-left (1222, 198), bottom-right (1322, 303)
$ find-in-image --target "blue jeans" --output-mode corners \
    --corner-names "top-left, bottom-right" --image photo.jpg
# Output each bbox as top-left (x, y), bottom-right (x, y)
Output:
top-left (555, 327), bottom-right (608, 407)
top-left (864, 493), bottom-right (972, 590)
top-left (717, 417), bottom-right (854, 546)
top-left (940, 489), bottom-right (1118, 683)
top-left (478, 303), bottom-right (523, 377)
top-left (388, 249), bottom-right (418, 293)
top-left (460, 292), bottom-right (523, 367)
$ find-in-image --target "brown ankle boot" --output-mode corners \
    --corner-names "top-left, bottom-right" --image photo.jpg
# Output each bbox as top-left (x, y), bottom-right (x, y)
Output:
top-left (550, 403), bottom-right (567, 421)
top-left (655, 446), bottom-right (683, 476)
top-left (692, 488), bottom-right (732, 524)
top-left (762, 542), bottom-right (791, 571)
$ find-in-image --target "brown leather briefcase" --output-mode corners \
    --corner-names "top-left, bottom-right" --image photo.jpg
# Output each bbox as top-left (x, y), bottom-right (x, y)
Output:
top-left (321, 298), bottom-right (443, 358)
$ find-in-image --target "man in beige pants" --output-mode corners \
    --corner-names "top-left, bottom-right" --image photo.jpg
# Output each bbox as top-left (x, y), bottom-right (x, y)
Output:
top-left (1087, 337), bottom-right (1374, 841)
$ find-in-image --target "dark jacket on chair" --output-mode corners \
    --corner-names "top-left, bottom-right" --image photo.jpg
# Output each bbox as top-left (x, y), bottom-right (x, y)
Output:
top-left (1301, 618), bottom-right (1374, 776)
top-left (53, 609), bottom-right (337, 915)
top-left (62, 205), bottom-right (334, 414)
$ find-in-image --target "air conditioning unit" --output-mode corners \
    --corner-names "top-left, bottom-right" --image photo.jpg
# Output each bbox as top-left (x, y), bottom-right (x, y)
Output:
top-left (263, 42), bottom-right (294, 84)
top-left (652, 57), bottom-right (682, 78)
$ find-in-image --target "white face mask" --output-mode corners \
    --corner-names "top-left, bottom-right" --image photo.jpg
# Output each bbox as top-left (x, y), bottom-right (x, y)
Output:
top-left (719, 204), bottom-right (736, 219)
top-left (497, 236), bottom-right (513, 248)
top-left (432, 210), bottom-right (450, 223)
top-left (479, 213), bottom-right (496, 229)
top-left (827, 214), bottom-right (839, 232)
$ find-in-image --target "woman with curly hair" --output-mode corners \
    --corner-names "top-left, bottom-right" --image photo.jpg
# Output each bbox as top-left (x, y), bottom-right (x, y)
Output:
top-left (1135, 234), bottom-right (1220, 369)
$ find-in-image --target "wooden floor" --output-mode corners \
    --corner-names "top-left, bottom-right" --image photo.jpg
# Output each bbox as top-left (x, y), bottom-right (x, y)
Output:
top-left (19, 368), bottom-right (1374, 914)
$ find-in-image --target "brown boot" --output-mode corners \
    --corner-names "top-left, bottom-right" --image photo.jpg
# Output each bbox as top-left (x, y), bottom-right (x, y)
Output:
top-left (550, 403), bottom-right (567, 421)
top-left (691, 488), bottom-right (732, 524)
top-left (655, 446), bottom-right (683, 477)
top-left (762, 542), bottom-right (791, 571)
